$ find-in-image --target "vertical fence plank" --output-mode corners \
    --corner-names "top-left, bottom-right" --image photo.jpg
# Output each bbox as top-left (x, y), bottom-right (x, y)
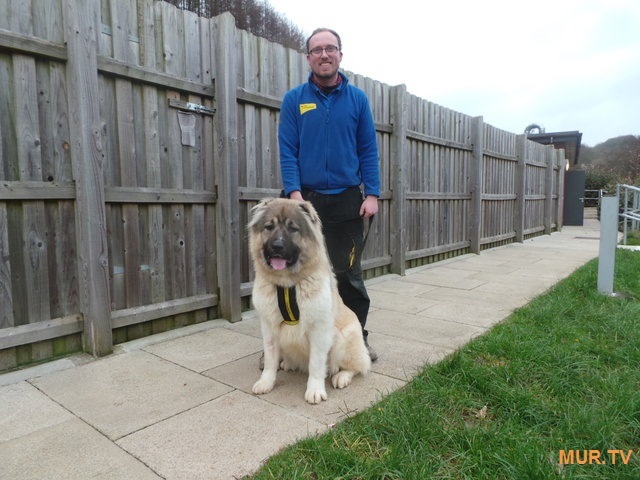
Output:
top-left (64, 0), bottom-right (112, 356)
top-left (213, 12), bottom-right (241, 322)
top-left (515, 134), bottom-right (526, 242)
top-left (469, 116), bottom-right (484, 253)
top-left (390, 84), bottom-right (407, 274)
top-left (545, 145), bottom-right (554, 234)
top-left (0, 202), bottom-right (12, 329)
top-left (556, 150), bottom-right (565, 229)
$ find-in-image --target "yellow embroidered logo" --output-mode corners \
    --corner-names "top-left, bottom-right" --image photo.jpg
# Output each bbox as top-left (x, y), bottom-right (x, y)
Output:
top-left (299, 103), bottom-right (317, 115)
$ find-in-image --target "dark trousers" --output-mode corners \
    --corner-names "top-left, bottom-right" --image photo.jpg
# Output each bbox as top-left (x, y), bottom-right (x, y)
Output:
top-left (302, 187), bottom-right (371, 340)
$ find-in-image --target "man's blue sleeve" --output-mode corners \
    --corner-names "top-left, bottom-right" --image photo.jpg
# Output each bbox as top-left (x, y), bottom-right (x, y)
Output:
top-left (278, 92), bottom-right (301, 196)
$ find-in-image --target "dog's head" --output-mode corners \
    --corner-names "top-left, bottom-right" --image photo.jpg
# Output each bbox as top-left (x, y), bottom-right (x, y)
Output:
top-left (248, 198), bottom-right (324, 275)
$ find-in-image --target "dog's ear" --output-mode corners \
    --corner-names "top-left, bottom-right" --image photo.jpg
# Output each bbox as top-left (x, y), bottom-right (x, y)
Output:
top-left (248, 198), bottom-right (273, 229)
top-left (298, 201), bottom-right (320, 224)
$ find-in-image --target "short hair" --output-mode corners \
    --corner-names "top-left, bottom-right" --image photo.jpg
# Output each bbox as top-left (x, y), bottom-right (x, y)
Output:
top-left (306, 28), bottom-right (342, 53)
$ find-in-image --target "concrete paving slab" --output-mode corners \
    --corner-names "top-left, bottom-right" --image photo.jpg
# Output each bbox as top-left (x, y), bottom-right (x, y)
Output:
top-left (402, 270), bottom-right (488, 290)
top-left (116, 390), bottom-right (325, 480)
top-left (469, 268), bottom-right (566, 287)
top-left (0, 354), bottom-right (95, 387)
top-left (369, 289), bottom-right (438, 314)
top-left (368, 277), bottom-right (441, 296)
top-left (0, 382), bottom-right (74, 442)
top-left (419, 301), bottom-right (510, 328)
top-left (439, 260), bottom-right (522, 275)
top-left (143, 326), bottom-right (263, 373)
top-left (366, 308), bottom-right (486, 350)
top-left (224, 311), bottom-right (263, 338)
top-left (417, 286), bottom-right (526, 311)
top-left (367, 332), bottom-right (454, 380)
top-left (472, 275), bottom-right (554, 299)
top-left (203, 353), bottom-right (404, 426)
top-left (0, 418), bottom-right (161, 480)
top-left (113, 318), bottom-right (231, 354)
top-left (31, 350), bottom-right (233, 440)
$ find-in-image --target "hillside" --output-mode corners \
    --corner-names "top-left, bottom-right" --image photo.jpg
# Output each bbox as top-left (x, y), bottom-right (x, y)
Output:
top-left (581, 135), bottom-right (640, 184)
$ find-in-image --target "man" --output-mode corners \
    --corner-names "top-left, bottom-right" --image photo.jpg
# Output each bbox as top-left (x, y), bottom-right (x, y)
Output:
top-left (278, 27), bottom-right (380, 361)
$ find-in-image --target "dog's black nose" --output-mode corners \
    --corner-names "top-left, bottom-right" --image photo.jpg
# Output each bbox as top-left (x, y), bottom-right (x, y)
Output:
top-left (271, 237), bottom-right (285, 251)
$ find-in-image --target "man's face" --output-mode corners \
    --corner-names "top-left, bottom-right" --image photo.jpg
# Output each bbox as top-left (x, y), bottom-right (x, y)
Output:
top-left (306, 31), bottom-right (342, 80)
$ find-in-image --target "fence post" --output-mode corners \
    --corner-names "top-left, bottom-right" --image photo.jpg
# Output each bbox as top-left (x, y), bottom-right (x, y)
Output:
top-left (212, 12), bottom-right (242, 322)
top-left (556, 150), bottom-right (566, 230)
top-left (597, 196), bottom-right (618, 295)
top-left (544, 145), bottom-right (554, 234)
top-left (469, 116), bottom-right (484, 253)
top-left (390, 84), bottom-right (408, 275)
top-left (64, 0), bottom-right (113, 356)
top-left (515, 134), bottom-right (527, 242)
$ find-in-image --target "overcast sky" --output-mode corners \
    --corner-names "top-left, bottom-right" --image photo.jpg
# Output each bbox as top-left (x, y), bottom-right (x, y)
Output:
top-left (267, 0), bottom-right (640, 147)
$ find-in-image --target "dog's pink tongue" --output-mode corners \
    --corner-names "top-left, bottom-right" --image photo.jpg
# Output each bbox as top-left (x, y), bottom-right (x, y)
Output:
top-left (270, 258), bottom-right (288, 270)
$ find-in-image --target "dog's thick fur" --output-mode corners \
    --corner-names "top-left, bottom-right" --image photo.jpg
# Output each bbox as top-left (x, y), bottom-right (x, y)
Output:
top-left (248, 198), bottom-right (371, 404)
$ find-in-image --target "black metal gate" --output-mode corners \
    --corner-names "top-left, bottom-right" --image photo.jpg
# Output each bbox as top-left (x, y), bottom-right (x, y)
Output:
top-left (563, 170), bottom-right (586, 226)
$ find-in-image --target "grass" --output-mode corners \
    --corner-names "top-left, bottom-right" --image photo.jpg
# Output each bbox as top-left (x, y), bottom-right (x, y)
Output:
top-left (623, 229), bottom-right (640, 246)
top-left (249, 249), bottom-right (640, 480)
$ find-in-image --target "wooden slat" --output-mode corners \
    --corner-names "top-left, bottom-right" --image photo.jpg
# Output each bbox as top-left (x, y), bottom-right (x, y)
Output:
top-left (111, 294), bottom-right (218, 329)
top-left (406, 191), bottom-right (472, 201)
top-left (213, 12), bottom-right (242, 322)
top-left (0, 27), bottom-right (67, 60)
top-left (64, 0), bottom-right (113, 355)
top-left (0, 181), bottom-right (75, 200)
top-left (98, 56), bottom-right (214, 97)
top-left (0, 203), bottom-right (13, 329)
top-left (104, 186), bottom-right (217, 204)
top-left (407, 129), bottom-right (472, 151)
top-left (236, 86), bottom-right (281, 110)
top-left (0, 314), bottom-right (83, 350)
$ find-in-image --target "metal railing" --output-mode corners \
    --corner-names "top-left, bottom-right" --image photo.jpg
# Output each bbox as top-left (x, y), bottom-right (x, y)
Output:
top-left (617, 184), bottom-right (640, 244)
top-left (583, 189), bottom-right (605, 207)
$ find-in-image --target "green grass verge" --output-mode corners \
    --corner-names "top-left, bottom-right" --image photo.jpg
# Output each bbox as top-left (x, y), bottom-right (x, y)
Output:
top-left (250, 249), bottom-right (640, 480)
top-left (624, 230), bottom-right (640, 246)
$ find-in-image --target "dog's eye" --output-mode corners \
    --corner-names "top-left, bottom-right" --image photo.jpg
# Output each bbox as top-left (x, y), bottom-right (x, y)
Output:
top-left (264, 223), bottom-right (275, 231)
top-left (287, 224), bottom-right (300, 233)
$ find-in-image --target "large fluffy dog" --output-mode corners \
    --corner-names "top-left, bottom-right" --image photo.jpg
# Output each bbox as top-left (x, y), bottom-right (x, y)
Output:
top-left (248, 198), bottom-right (371, 404)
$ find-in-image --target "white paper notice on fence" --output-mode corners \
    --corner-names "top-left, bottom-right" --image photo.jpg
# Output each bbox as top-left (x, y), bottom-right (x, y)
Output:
top-left (177, 111), bottom-right (196, 147)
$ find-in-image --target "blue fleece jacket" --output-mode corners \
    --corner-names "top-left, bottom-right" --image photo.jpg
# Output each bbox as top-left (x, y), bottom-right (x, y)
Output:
top-left (278, 72), bottom-right (380, 197)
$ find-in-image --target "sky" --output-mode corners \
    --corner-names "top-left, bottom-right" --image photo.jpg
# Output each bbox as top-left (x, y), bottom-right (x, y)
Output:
top-left (267, 0), bottom-right (640, 147)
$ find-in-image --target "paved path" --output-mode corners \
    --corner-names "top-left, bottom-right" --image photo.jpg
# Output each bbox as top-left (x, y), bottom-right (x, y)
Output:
top-left (0, 220), bottom-right (601, 479)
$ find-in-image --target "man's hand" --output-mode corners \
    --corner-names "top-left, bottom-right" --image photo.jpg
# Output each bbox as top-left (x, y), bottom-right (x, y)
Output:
top-left (360, 195), bottom-right (378, 218)
top-left (289, 190), bottom-right (304, 201)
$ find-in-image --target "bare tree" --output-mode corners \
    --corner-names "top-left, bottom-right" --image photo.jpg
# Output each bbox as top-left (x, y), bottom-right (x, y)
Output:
top-left (161, 0), bottom-right (306, 51)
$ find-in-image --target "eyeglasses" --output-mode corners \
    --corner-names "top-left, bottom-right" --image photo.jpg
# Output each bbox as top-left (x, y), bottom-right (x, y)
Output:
top-left (308, 45), bottom-right (340, 56)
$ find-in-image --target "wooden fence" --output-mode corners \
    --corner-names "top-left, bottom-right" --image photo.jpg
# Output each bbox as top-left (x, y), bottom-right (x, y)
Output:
top-left (0, 0), bottom-right (565, 371)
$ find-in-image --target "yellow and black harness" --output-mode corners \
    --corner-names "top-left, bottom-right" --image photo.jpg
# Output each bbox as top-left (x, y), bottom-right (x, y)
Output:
top-left (274, 217), bottom-right (374, 326)
top-left (276, 286), bottom-right (300, 325)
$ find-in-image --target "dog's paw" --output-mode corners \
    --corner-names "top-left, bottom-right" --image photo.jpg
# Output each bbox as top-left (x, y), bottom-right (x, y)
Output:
top-left (304, 387), bottom-right (327, 404)
top-left (331, 370), bottom-right (354, 389)
top-left (252, 377), bottom-right (275, 395)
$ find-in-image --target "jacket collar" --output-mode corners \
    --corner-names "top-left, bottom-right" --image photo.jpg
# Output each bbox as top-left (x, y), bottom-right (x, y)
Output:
top-left (308, 71), bottom-right (348, 94)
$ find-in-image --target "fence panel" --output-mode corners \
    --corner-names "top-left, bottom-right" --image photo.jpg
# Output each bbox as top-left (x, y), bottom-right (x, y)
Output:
top-left (0, 1), bottom-right (81, 369)
top-left (524, 141), bottom-right (550, 235)
top-left (98, 0), bottom-right (218, 342)
top-left (0, 0), bottom-right (567, 371)
top-left (404, 98), bottom-right (473, 266)
top-left (481, 125), bottom-right (518, 247)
